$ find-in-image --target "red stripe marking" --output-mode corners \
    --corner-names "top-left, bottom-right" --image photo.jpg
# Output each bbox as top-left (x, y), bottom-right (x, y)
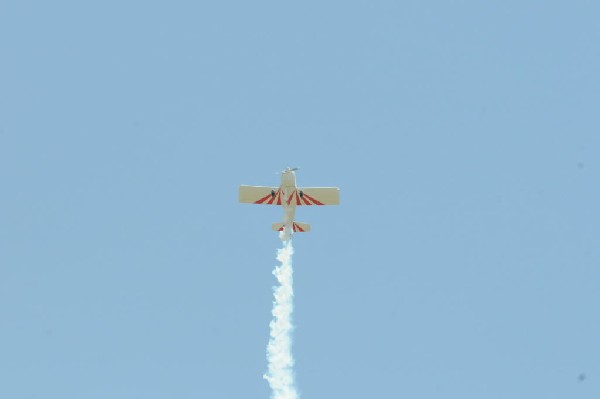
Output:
top-left (254, 193), bottom-right (273, 204)
top-left (266, 192), bottom-right (276, 205)
top-left (294, 223), bottom-right (305, 232)
top-left (296, 191), bottom-right (302, 206)
top-left (276, 191), bottom-right (282, 205)
top-left (303, 193), bottom-right (324, 205)
top-left (301, 195), bottom-right (312, 205)
top-left (286, 191), bottom-right (295, 206)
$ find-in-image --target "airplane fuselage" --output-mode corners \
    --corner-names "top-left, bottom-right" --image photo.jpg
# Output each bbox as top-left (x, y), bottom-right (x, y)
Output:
top-left (279, 170), bottom-right (297, 224)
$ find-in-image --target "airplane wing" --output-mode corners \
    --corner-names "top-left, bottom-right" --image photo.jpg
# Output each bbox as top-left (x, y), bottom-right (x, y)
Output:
top-left (296, 187), bottom-right (340, 205)
top-left (239, 185), bottom-right (282, 205)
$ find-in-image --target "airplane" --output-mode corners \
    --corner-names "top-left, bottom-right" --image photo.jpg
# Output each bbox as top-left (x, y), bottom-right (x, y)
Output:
top-left (239, 167), bottom-right (340, 233)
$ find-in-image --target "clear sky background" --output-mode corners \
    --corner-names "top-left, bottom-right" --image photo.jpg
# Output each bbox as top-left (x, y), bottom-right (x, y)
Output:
top-left (1, 1), bottom-right (599, 398)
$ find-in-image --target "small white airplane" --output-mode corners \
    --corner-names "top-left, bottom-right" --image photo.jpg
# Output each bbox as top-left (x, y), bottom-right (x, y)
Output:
top-left (239, 167), bottom-right (340, 233)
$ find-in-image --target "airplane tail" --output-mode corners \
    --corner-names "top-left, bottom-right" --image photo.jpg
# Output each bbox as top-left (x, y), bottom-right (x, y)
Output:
top-left (272, 221), bottom-right (311, 233)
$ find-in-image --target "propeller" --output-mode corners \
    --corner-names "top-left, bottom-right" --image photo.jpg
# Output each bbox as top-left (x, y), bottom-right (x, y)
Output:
top-left (274, 167), bottom-right (299, 175)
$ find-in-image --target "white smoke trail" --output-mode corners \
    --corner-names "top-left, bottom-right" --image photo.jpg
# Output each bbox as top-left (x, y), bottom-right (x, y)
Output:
top-left (263, 226), bottom-right (298, 399)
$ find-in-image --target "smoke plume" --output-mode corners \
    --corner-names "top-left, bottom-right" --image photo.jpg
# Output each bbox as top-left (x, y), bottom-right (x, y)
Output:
top-left (263, 227), bottom-right (298, 399)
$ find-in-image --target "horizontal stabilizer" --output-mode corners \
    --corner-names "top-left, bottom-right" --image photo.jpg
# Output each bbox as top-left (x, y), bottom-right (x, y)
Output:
top-left (272, 222), bottom-right (311, 233)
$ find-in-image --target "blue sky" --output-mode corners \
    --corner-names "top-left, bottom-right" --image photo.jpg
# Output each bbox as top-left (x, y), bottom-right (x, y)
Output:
top-left (1, 1), bottom-right (599, 398)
